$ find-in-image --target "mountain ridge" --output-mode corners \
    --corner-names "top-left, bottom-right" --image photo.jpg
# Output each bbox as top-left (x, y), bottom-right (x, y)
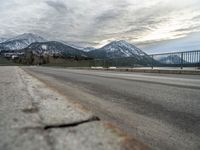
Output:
top-left (88, 40), bottom-right (148, 59)
top-left (0, 33), bottom-right (151, 62)
top-left (0, 38), bottom-right (8, 43)
top-left (27, 41), bottom-right (88, 57)
top-left (0, 33), bottom-right (46, 50)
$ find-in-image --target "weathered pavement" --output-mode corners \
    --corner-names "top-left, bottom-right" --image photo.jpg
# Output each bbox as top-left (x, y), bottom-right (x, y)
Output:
top-left (0, 66), bottom-right (148, 150)
top-left (22, 66), bottom-right (200, 150)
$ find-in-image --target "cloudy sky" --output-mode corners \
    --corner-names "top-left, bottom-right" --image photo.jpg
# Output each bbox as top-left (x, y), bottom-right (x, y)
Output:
top-left (0, 0), bottom-right (200, 53)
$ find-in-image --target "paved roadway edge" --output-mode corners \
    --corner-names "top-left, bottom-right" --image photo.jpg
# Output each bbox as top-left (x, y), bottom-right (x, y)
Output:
top-left (20, 66), bottom-right (150, 150)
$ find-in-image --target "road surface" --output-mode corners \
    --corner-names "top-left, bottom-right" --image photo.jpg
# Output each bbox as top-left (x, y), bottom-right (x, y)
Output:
top-left (1, 67), bottom-right (147, 150)
top-left (23, 67), bottom-right (200, 150)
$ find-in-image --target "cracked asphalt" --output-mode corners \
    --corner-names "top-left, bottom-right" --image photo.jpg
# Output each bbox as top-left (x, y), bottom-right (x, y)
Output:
top-left (22, 66), bottom-right (200, 150)
top-left (0, 66), bottom-right (148, 150)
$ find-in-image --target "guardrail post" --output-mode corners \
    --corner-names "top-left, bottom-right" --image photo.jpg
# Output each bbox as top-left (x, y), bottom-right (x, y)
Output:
top-left (151, 55), bottom-right (154, 69)
top-left (181, 52), bottom-right (183, 69)
top-left (198, 51), bottom-right (200, 68)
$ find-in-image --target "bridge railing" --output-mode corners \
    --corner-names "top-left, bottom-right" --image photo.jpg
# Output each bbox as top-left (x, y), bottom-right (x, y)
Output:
top-left (91, 50), bottom-right (200, 68)
top-left (151, 50), bottom-right (200, 68)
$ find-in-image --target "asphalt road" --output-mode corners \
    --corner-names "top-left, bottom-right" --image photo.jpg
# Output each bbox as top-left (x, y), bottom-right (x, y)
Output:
top-left (1, 67), bottom-right (145, 150)
top-left (23, 67), bottom-right (200, 150)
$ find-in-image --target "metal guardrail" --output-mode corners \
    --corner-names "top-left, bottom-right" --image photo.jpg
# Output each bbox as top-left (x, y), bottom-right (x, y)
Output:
top-left (92, 50), bottom-right (200, 69)
top-left (151, 50), bottom-right (200, 68)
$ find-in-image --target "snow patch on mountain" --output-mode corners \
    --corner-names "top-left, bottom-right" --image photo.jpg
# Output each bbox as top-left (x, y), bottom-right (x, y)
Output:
top-left (82, 47), bottom-right (96, 52)
top-left (41, 44), bottom-right (47, 50)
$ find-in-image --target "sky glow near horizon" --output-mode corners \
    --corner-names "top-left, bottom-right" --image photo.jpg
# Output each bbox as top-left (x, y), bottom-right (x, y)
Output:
top-left (0, 0), bottom-right (200, 53)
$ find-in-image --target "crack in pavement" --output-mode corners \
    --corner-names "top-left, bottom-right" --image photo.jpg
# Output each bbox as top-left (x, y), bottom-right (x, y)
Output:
top-left (44, 116), bottom-right (100, 130)
top-left (20, 116), bottom-right (100, 131)
top-left (19, 116), bottom-right (100, 150)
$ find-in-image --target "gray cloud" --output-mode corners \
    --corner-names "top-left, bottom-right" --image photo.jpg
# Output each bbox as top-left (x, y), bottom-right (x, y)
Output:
top-left (0, 0), bottom-right (200, 51)
top-left (45, 1), bottom-right (69, 13)
top-left (173, 26), bottom-right (200, 33)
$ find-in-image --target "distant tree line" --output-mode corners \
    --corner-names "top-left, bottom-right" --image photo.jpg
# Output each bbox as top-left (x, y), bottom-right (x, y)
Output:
top-left (14, 50), bottom-right (93, 66)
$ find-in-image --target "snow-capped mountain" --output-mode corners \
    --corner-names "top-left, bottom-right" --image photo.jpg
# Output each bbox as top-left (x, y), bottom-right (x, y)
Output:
top-left (88, 40), bottom-right (148, 58)
top-left (157, 55), bottom-right (185, 64)
top-left (0, 33), bottom-right (46, 50)
top-left (27, 41), bottom-right (88, 57)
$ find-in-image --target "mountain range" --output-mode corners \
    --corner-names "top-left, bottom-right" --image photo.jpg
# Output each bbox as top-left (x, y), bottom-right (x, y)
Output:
top-left (0, 33), bottom-right (150, 60)
top-left (157, 55), bottom-right (186, 64)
